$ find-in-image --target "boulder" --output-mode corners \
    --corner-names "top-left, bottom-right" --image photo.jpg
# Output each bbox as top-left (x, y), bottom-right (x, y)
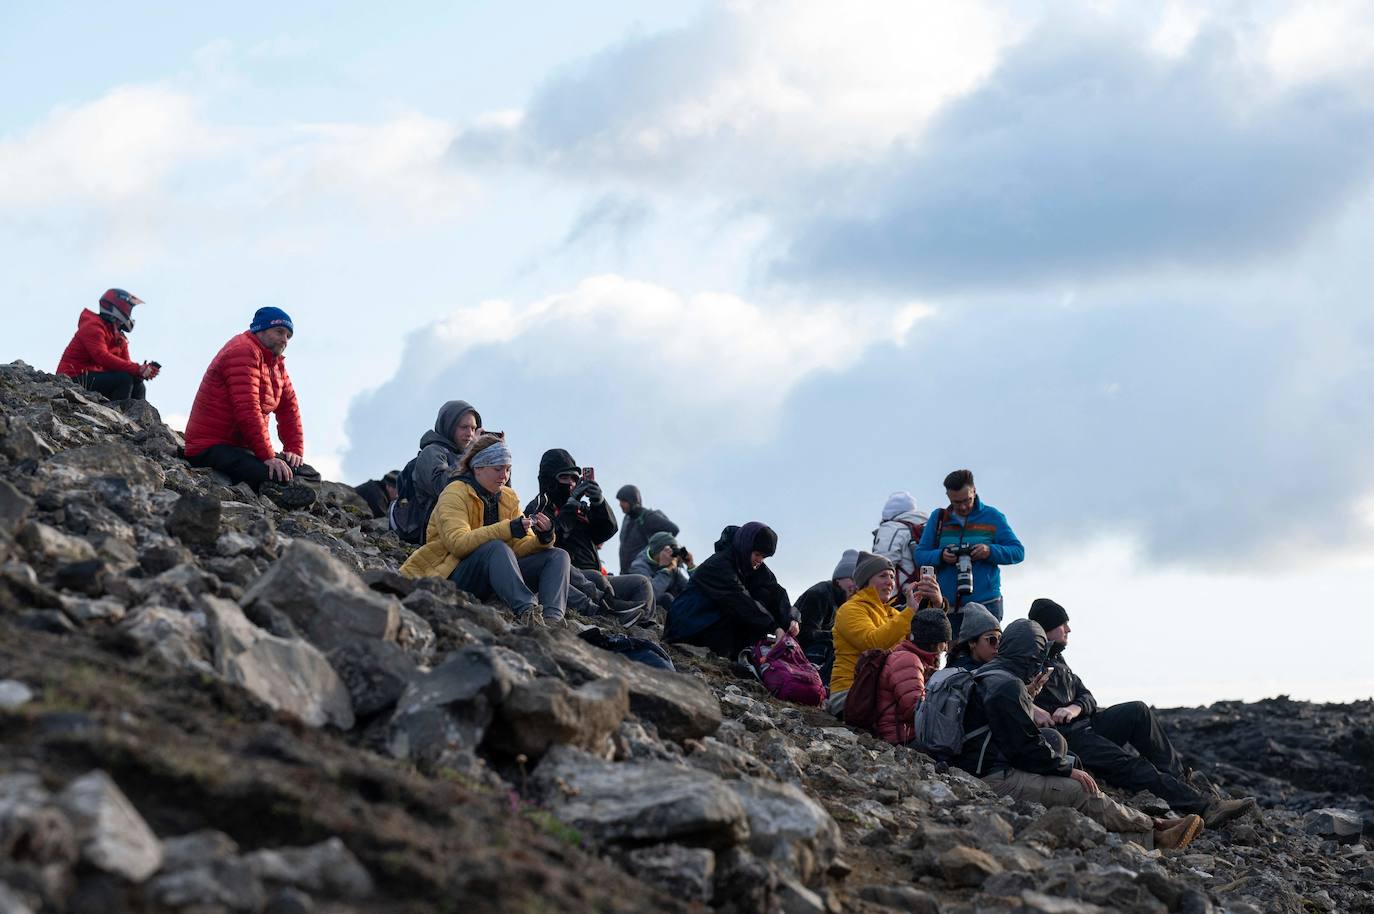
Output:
top-left (386, 646), bottom-right (518, 770)
top-left (57, 770), bottom-right (164, 882)
top-left (396, 606), bottom-right (436, 666)
top-left (1021, 805), bottom-right (1109, 850)
top-left (241, 837), bottom-right (373, 899)
top-left (327, 639), bottom-right (417, 718)
top-left (1, 425), bottom-right (55, 462)
top-left (938, 845), bottom-right (1003, 888)
top-left (17, 522), bottom-right (96, 564)
top-left (529, 629), bottom-right (722, 741)
top-left (0, 772), bottom-right (76, 866)
top-left (241, 541), bottom-right (399, 651)
top-left (622, 844), bottom-right (716, 904)
top-left (1303, 808), bottom-right (1363, 844)
top-left (42, 442), bottom-right (164, 492)
top-left (202, 596), bottom-right (355, 730)
top-left (0, 680), bottom-right (35, 709)
top-left (487, 676), bottom-right (629, 758)
top-left (167, 493), bottom-right (223, 547)
top-left (856, 884), bottom-right (942, 913)
top-left (532, 745), bottom-right (749, 848)
top-left (59, 595), bottom-right (127, 623)
top-left (0, 479), bottom-right (33, 535)
top-left (1018, 891), bottom-right (1109, 914)
top-left (726, 777), bottom-right (842, 883)
top-left (115, 605), bottom-right (213, 675)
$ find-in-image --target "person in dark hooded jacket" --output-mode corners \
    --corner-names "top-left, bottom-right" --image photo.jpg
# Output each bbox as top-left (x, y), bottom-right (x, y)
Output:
top-left (526, 450), bottom-right (653, 626)
top-left (664, 522), bottom-right (798, 657)
top-left (616, 485), bottom-right (680, 575)
top-left (956, 619), bottom-right (1205, 849)
top-left (795, 548), bottom-right (859, 683)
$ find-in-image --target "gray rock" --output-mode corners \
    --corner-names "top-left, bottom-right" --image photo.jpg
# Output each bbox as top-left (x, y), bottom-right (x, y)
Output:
top-left (167, 493), bottom-right (223, 547)
top-left (0, 680), bottom-right (34, 709)
top-left (857, 884), bottom-right (941, 913)
top-left (54, 558), bottom-right (105, 596)
top-left (146, 858), bottom-right (266, 913)
top-left (1018, 891), bottom-right (1109, 913)
top-left (1303, 808), bottom-right (1363, 843)
top-left (0, 479), bottom-right (33, 535)
top-left (776, 875), bottom-right (825, 914)
top-left (264, 887), bottom-right (316, 914)
top-left (488, 676), bottom-right (628, 758)
top-left (328, 639), bottom-right (417, 718)
top-left (241, 837), bottom-right (373, 899)
top-left (387, 646), bottom-right (515, 770)
top-left (0, 772), bottom-right (76, 866)
top-left (57, 770), bottom-right (164, 882)
top-left (1021, 805), bottom-right (1110, 850)
top-left (396, 606), bottom-right (436, 666)
top-left (726, 777), bottom-right (842, 882)
top-left (43, 442), bottom-right (164, 492)
top-left (17, 522), bottom-right (96, 564)
top-left (115, 605), bottom-right (213, 675)
top-left (159, 829), bottom-right (240, 870)
top-left (966, 809), bottom-right (1016, 845)
top-left (532, 629), bottom-right (722, 741)
top-left (0, 882), bottom-right (35, 914)
top-left (533, 745), bottom-right (749, 848)
top-left (622, 844), bottom-right (716, 903)
top-left (241, 541), bottom-right (400, 651)
top-left (203, 596), bottom-right (355, 730)
top-left (1, 425), bottom-right (55, 461)
top-left (58, 595), bottom-right (127, 623)
top-left (216, 531), bottom-right (257, 557)
top-left (939, 844), bottom-right (1002, 888)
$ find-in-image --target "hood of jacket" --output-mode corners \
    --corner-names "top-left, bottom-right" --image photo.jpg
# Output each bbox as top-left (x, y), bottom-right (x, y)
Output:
top-left (420, 400), bottom-right (480, 450)
top-left (882, 491), bottom-right (918, 521)
top-left (731, 521), bottom-right (777, 575)
top-left (879, 510), bottom-right (929, 527)
top-left (537, 448), bottom-right (580, 502)
top-left (981, 619), bottom-right (1047, 683)
top-left (714, 524), bottom-right (740, 553)
top-left (616, 484), bottom-right (642, 508)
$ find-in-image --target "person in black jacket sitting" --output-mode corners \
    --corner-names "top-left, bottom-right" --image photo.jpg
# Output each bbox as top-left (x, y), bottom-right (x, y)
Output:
top-left (794, 548), bottom-right (859, 684)
top-left (956, 619), bottom-right (1205, 850)
top-left (664, 522), bottom-right (798, 658)
top-left (526, 449), bottom-right (652, 626)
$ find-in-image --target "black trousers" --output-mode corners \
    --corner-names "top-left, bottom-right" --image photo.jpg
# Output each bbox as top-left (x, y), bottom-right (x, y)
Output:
top-left (1065, 700), bottom-right (1207, 814)
top-left (187, 445), bottom-right (319, 492)
top-left (80, 371), bottom-right (145, 401)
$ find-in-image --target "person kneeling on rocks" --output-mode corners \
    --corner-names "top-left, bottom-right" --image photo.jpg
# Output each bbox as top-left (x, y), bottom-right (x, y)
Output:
top-left (828, 552), bottom-right (945, 718)
top-left (875, 609), bottom-right (951, 745)
top-left (399, 434), bottom-right (570, 626)
top-left (956, 619), bottom-right (1205, 850)
top-left (1027, 598), bottom-right (1257, 829)
top-left (183, 307), bottom-right (319, 508)
top-left (56, 288), bottom-right (161, 402)
top-left (664, 522), bottom-right (797, 658)
top-left (629, 531), bottom-right (693, 613)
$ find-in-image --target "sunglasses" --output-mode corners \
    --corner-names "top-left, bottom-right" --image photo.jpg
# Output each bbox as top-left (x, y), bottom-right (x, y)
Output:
top-left (979, 634), bottom-right (1001, 645)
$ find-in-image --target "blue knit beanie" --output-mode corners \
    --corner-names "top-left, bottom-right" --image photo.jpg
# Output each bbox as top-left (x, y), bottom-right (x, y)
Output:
top-left (249, 307), bottom-right (294, 336)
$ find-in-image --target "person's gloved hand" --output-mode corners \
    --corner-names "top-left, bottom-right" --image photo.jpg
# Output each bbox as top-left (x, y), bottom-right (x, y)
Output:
top-left (581, 481), bottom-right (603, 504)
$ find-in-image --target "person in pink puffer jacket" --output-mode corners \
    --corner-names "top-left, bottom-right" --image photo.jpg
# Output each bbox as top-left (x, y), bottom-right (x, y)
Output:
top-left (875, 609), bottom-right (953, 745)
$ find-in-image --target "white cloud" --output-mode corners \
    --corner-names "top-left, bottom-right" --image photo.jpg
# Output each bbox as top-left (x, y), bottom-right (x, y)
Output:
top-left (1266, 0), bottom-right (1374, 89)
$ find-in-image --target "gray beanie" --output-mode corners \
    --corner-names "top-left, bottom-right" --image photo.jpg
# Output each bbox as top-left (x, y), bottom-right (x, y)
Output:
top-left (955, 602), bottom-right (1001, 645)
top-left (852, 551), bottom-right (893, 590)
top-left (911, 608), bottom-right (952, 646)
top-left (647, 531), bottom-right (678, 556)
top-left (832, 549), bottom-right (860, 581)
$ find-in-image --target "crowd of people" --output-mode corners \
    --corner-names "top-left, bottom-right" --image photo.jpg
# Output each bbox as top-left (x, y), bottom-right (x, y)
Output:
top-left (54, 290), bottom-right (1256, 853)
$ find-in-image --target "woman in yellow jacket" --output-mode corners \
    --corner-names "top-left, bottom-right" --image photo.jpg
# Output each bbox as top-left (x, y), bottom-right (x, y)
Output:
top-left (828, 551), bottom-right (945, 716)
top-left (399, 433), bottom-right (570, 625)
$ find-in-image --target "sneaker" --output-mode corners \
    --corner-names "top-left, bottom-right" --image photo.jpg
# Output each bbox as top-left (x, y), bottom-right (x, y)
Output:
top-left (260, 481), bottom-right (317, 510)
top-left (1153, 814), bottom-right (1204, 851)
top-left (1203, 796), bottom-right (1258, 829)
top-left (609, 599), bottom-right (647, 628)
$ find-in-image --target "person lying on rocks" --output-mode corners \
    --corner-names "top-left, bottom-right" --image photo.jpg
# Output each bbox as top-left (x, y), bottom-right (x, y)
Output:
top-left (629, 531), bottom-right (693, 613)
top-left (615, 484), bottom-right (680, 576)
top-left (1027, 598), bottom-right (1258, 829)
top-left (526, 449), bottom-right (652, 627)
top-left (946, 602), bottom-right (1002, 671)
top-left (399, 433), bottom-right (570, 627)
top-left (828, 552), bottom-right (945, 718)
top-left (956, 619), bottom-right (1206, 850)
top-left (183, 307), bottom-right (319, 509)
top-left (875, 609), bottom-right (951, 745)
top-left (794, 548), bottom-right (859, 685)
top-left (56, 288), bottom-right (160, 402)
top-left (664, 522), bottom-right (797, 657)
top-left (354, 470), bottom-right (399, 518)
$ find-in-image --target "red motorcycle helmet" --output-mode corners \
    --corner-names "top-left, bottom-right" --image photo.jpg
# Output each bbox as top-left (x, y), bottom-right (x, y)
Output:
top-left (99, 288), bottom-right (142, 333)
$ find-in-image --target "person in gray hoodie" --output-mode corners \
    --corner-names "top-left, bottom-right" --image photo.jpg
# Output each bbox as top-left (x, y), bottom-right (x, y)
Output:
top-left (390, 400), bottom-right (482, 543)
top-left (616, 484), bottom-right (680, 575)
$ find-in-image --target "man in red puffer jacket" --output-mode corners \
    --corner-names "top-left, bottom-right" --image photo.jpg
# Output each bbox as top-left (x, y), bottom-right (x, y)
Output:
top-left (56, 289), bottom-right (161, 401)
top-left (183, 307), bottom-right (317, 508)
top-left (875, 609), bottom-right (952, 745)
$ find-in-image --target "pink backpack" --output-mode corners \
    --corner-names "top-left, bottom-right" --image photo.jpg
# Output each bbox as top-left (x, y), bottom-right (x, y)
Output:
top-left (748, 635), bottom-right (827, 706)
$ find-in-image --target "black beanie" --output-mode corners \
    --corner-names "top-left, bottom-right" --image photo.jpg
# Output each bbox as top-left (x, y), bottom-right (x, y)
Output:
top-left (911, 608), bottom-right (952, 646)
top-left (1028, 598), bottom-right (1069, 632)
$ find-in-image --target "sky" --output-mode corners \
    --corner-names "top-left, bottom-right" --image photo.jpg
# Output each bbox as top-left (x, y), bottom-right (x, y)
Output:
top-left (6, 1), bottom-right (1374, 708)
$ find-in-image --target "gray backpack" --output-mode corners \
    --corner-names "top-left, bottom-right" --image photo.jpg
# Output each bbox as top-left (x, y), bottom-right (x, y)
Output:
top-left (912, 667), bottom-right (1005, 767)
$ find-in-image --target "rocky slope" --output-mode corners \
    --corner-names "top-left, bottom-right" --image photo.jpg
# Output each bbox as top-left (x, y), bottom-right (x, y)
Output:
top-left (0, 359), bottom-right (1371, 914)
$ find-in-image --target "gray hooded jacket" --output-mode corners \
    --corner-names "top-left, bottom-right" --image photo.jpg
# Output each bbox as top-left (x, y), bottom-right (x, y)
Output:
top-left (413, 400), bottom-right (481, 502)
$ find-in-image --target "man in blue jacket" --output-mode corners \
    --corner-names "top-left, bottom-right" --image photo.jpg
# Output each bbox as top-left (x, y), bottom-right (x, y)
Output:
top-left (913, 469), bottom-right (1023, 630)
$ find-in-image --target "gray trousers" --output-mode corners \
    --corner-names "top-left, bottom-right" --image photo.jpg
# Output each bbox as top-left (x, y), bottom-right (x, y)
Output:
top-left (568, 569), bottom-right (654, 617)
top-left (981, 767), bottom-right (1153, 833)
top-left (449, 540), bottom-right (570, 619)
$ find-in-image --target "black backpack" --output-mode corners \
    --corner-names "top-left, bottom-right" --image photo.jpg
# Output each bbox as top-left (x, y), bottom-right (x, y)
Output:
top-left (388, 456), bottom-right (432, 545)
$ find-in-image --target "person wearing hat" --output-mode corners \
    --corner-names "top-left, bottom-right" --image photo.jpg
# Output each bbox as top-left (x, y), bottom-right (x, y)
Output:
top-left (615, 484), bottom-right (680, 575)
top-left (828, 551), bottom-right (945, 717)
top-left (184, 307), bottom-right (318, 507)
top-left (1029, 598), bottom-right (1258, 829)
top-left (664, 522), bottom-right (797, 657)
top-left (56, 288), bottom-right (161, 402)
top-left (794, 549), bottom-right (860, 684)
top-left (629, 530), bottom-right (694, 611)
top-left (353, 469), bottom-right (401, 518)
top-left (874, 608), bottom-right (952, 745)
top-left (400, 433), bottom-right (568, 626)
top-left (946, 602), bottom-right (1003, 671)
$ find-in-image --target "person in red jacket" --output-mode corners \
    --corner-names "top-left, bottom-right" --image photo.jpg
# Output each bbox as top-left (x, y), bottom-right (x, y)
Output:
top-left (875, 609), bottom-right (952, 745)
top-left (56, 289), bottom-right (161, 401)
top-left (183, 307), bottom-right (317, 507)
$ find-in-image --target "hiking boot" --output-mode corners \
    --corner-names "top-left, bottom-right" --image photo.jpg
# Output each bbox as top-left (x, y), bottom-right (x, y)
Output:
top-left (609, 599), bottom-right (646, 628)
top-left (260, 480), bottom-right (317, 510)
top-left (542, 610), bottom-right (567, 628)
top-left (515, 605), bottom-right (546, 628)
top-left (1153, 814), bottom-right (1204, 851)
top-left (1203, 796), bottom-right (1258, 829)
